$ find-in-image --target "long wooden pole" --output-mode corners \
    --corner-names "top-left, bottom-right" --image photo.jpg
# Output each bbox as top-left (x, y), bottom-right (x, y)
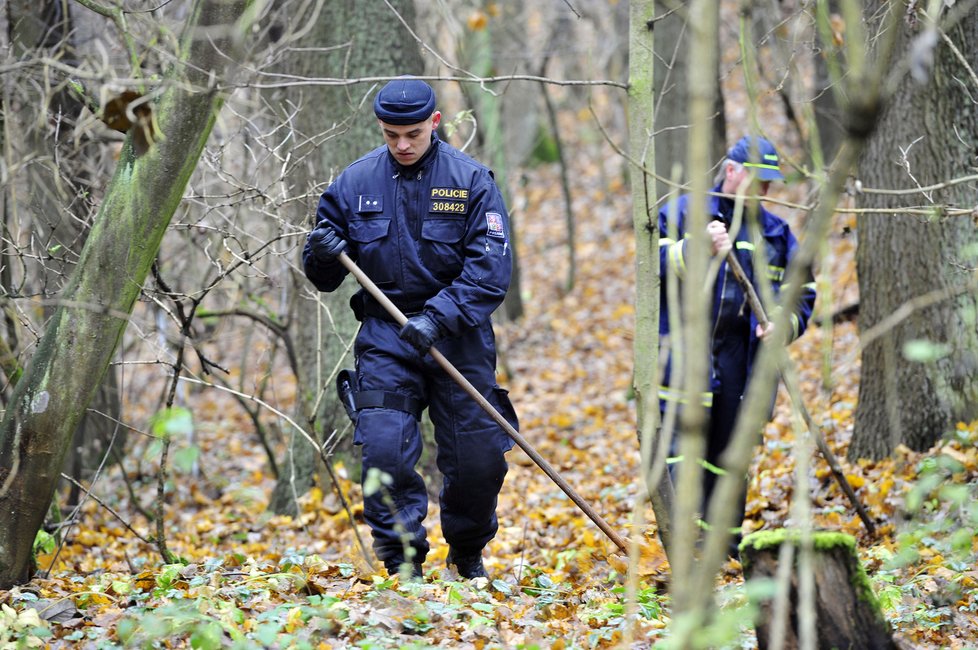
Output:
top-left (338, 252), bottom-right (630, 553)
top-left (725, 251), bottom-right (876, 535)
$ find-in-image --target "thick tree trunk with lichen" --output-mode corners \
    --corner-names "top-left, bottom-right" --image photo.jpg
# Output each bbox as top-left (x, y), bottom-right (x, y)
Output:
top-left (742, 531), bottom-right (898, 650)
top-left (852, 5), bottom-right (978, 460)
top-left (268, 0), bottom-right (427, 515)
top-left (0, 0), bottom-right (251, 589)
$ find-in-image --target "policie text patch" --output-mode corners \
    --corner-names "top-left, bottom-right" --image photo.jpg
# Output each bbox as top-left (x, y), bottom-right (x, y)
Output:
top-left (429, 187), bottom-right (469, 214)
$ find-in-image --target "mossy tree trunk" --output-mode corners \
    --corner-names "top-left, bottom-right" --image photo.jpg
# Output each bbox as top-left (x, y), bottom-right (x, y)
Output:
top-left (0, 0), bottom-right (253, 589)
top-left (742, 531), bottom-right (898, 650)
top-left (268, 0), bottom-right (426, 515)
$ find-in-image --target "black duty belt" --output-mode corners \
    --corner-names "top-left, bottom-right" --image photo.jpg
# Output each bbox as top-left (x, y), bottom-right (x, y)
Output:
top-left (352, 291), bottom-right (424, 323)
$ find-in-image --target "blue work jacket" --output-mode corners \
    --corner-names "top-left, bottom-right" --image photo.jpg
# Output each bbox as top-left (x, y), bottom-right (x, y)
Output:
top-left (657, 184), bottom-right (817, 411)
top-left (303, 134), bottom-right (512, 335)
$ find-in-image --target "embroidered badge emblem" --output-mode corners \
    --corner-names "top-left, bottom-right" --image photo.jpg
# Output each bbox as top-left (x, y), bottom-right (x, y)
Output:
top-left (486, 212), bottom-right (505, 239)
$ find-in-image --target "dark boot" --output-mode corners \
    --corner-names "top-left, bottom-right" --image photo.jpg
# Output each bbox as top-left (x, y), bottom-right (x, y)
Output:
top-left (447, 549), bottom-right (488, 579)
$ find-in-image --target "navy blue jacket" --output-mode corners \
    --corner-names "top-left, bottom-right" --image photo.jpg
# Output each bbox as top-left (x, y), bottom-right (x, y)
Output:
top-left (303, 134), bottom-right (512, 334)
top-left (657, 184), bottom-right (817, 410)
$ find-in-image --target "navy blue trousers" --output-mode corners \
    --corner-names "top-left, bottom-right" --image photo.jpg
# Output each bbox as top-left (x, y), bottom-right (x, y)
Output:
top-left (353, 318), bottom-right (516, 565)
top-left (666, 343), bottom-right (751, 536)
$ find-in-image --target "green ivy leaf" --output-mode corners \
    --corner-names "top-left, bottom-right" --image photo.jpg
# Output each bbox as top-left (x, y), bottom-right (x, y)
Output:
top-left (150, 407), bottom-right (194, 441)
top-left (33, 530), bottom-right (56, 555)
top-left (156, 564), bottom-right (182, 591)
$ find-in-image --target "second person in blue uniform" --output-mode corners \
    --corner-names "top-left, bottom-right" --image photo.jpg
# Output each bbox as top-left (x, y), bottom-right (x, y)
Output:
top-left (657, 136), bottom-right (817, 553)
top-left (303, 77), bottom-right (518, 580)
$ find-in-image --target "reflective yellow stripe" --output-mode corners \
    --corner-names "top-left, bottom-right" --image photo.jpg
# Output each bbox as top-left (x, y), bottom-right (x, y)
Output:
top-left (669, 240), bottom-right (686, 277)
top-left (784, 282), bottom-right (817, 293)
top-left (659, 238), bottom-right (676, 247)
top-left (736, 241), bottom-right (754, 251)
top-left (743, 158), bottom-right (780, 172)
top-left (658, 386), bottom-right (713, 407)
top-left (767, 265), bottom-right (784, 282)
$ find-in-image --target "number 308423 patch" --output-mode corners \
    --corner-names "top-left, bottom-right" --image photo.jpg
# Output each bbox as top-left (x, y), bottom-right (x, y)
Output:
top-left (429, 200), bottom-right (467, 213)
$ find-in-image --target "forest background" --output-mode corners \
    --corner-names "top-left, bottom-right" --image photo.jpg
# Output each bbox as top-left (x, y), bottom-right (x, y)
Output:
top-left (1, 0), bottom-right (978, 648)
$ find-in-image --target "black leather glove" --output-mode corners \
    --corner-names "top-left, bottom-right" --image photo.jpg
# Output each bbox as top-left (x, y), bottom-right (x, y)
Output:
top-left (399, 314), bottom-right (442, 354)
top-left (308, 222), bottom-right (347, 262)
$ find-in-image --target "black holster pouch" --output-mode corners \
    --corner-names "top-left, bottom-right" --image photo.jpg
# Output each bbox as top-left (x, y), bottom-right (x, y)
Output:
top-left (335, 368), bottom-right (423, 425)
top-left (336, 369), bottom-right (359, 423)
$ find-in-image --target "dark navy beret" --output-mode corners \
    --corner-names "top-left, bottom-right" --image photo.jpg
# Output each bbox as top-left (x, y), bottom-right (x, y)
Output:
top-left (373, 77), bottom-right (436, 125)
top-left (727, 135), bottom-right (785, 181)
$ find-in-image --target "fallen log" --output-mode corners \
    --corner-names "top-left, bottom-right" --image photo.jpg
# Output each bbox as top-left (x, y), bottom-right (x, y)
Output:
top-left (741, 530), bottom-right (898, 650)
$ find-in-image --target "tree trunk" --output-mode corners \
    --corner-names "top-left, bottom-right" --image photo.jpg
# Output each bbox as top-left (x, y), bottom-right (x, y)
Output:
top-left (811, 0), bottom-right (845, 164)
top-left (653, 0), bottom-right (726, 201)
top-left (629, 0), bottom-right (672, 555)
top-left (742, 530), bottom-right (898, 650)
top-left (0, 0), bottom-right (252, 589)
top-left (269, 0), bottom-right (426, 515)
top-left (851, 5), bottom-right (978, 460)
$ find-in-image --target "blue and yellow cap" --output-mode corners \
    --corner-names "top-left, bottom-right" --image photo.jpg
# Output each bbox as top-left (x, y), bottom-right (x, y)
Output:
top-left (727, 136), bottom-right (785, 181)
top-left (373, 77), bottom-right (436, 125)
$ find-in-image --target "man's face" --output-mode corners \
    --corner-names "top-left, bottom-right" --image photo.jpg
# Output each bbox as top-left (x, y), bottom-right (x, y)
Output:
top-left (724, 162), bottom-right (770, 197)
top-left (379, 111), bottom-right (441, 165)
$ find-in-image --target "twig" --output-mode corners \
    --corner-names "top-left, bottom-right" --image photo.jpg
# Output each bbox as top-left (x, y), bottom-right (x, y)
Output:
top-left (241, 73), bottom-right (629, 91)
top-left (559, 0), bottom-right (582, 19)
top-left (57, 475), bottom-right (154, 545)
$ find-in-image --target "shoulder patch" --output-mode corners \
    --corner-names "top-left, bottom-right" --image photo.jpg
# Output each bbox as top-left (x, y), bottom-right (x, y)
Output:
top-left (485, 212), bottom-right (505, 239)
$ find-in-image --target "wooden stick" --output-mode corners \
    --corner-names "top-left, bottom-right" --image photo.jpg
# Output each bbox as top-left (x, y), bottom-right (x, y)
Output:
top-left (724, 251), bottom-right (875, 535)
top-left (338, 252), bottom-right (630, 554)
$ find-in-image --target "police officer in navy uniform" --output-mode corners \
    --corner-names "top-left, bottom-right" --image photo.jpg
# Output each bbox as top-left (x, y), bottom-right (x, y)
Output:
top-left (656, 136), bottom-right (817, 553)
top-left (303, 77), bottom-right (518, 580)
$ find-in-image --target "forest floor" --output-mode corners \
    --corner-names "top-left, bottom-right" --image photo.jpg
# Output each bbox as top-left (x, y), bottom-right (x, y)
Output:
top-left (3, 128), bottom-right (978, 648)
